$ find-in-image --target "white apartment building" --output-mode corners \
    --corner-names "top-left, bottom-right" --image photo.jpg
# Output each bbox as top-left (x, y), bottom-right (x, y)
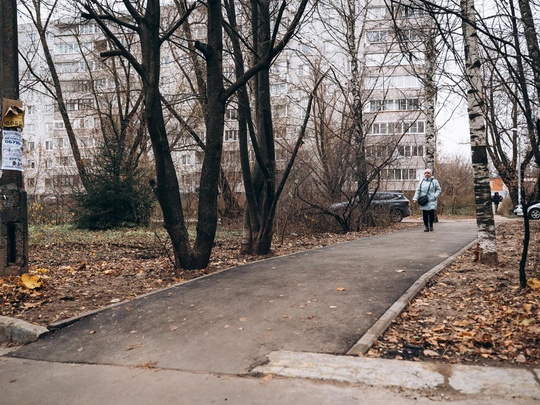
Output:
top-left (19, 1), bottom-right (432, 200)
top-left (363, 0), bottom-right (429, 191)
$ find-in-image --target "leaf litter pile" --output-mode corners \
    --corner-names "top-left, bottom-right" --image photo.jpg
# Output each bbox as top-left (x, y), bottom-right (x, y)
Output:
top-left (1, 219), bottom-right (539, 369)
top-left (366, 220), bottom-right (540, 367)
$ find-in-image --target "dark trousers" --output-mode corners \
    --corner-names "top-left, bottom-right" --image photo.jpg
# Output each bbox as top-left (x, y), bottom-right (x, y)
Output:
top-left (422, 209), bottom-right (435, 227)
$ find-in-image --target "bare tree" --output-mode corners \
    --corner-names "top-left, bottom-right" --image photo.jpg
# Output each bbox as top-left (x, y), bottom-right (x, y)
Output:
top-left (19, 0), bottom-right (90, 189)
top-left (460, 0), bottom-right (497, 265)
top-left (222, 0), bottom-right (311, 254)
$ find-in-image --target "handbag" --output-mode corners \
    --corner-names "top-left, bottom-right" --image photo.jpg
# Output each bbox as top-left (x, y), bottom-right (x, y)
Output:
top-left (417, 180), bottom-right (432, 206)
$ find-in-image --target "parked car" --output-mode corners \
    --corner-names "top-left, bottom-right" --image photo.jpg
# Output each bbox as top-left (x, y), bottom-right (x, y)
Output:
top-left (330, 191), bottom-right (411, 222)
top-left (514, 202), bottom-right (540, 219)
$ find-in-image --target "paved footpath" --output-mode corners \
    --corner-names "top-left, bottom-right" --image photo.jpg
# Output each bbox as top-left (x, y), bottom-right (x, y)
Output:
top-left (1, 219), bottom-right (538, 404)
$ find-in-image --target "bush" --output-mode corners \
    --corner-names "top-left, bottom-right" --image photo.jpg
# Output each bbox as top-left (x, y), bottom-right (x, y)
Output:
top-left (73, 141), bottom-right (156, 230)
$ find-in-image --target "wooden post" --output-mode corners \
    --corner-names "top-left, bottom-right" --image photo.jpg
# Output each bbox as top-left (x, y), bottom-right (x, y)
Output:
top-left (0, 0), bottom-right (28, 276)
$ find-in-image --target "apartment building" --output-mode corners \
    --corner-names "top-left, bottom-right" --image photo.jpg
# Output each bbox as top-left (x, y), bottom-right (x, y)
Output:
top-left (363, 0), bottom-right (429, 191)
top-left (19, 1), bottom-right (432, 200)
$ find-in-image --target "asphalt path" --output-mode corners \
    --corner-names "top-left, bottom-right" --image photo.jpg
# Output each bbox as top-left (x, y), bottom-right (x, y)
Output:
top-left (7, 220), bottom-right (477, 376)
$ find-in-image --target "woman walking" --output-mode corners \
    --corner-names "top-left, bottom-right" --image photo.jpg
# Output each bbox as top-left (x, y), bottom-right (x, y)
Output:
top-left (413, 169), bottom-right (442, 232)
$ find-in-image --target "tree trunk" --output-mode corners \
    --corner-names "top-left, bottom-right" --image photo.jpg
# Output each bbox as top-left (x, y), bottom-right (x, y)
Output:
top-left (140, 0), bottom-right (193, 269)
top-left (460, 0), bottom-right (497, 265)
top-left (192, 0), bottom-right (226, 267)
top-left (424, 25), bottom-right (437, 173)
top-left (346, 0), bottom-right (369, 229)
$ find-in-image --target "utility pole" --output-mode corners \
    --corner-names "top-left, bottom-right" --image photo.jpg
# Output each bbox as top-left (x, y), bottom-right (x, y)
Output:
top-left (0, 0), bottom-right (28, 276)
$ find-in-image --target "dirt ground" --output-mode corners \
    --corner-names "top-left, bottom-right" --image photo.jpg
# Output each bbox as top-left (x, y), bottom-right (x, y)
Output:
top-left (1, 217), bottom-right (539, 368)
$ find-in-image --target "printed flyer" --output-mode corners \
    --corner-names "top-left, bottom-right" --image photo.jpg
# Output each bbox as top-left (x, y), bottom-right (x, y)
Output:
top-left (2, 129), bottom-right (23, 171)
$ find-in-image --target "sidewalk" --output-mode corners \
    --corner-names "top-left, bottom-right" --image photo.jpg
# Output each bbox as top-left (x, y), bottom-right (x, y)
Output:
top-left (1, 218), bottom-right (537, 404)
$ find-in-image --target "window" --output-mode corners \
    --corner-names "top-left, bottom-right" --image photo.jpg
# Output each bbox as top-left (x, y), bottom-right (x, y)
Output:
top-left (28, 161), bottom-right (35, 169)
top-left (94, 79), bottom-right (107, 90)
top-left (45, 141), bottom-right (53, 151)
top-left (54, 175), bottom-right (77, 187)
top-left (370, 122), bottom-right (388, 135)
top-left (27, 141), bottom-right (35, 151)
top-left (397, 145), bottom-right (424, 157)
top-left (404, 121), bottom-right (425, 134)
top-left (370, 121), bottom-right (425, 135)
top-left (299, 43), bottom-right (312, 54)
top-left (399, 29), bottom-right (421, 42)
top-left (57, 156), bottom-right (70, 166)
top-left (366, 75), bottom-right (421, 90)
top-left (270, 83), bottom-right (288, 96)
top-left (400, 5), bottom-right (424, 18)
top-left (366, 144), bottom-right (392, 158)
top-left (94, 40), bottom-right (107, 53)
top-left (383, 168), bottom-right (416, 180)
top-left (271, 62), bottom-right (288, 77)
top-left (26, 105), bottom-right (35, 115)
top-left (26, 177), bottom-right (35, 188)
top-left (79, 99), bottom-right (94, 110)
top-left (225, 129), bottom-right (238, 141)
top-left (366, 7), bottom-right (387, 20)
top-left (272, 104), bottom-right (287, 118)
top-left (57, 138), bottom-right (66, 148)
top-left (368, 99), bottom-right (421, 112)
top-left (55, 42), bottom-right (79, 54)
top-left (367, 30), bottom-right (388, 44)
top-left (226, 108), bottom-right (238, 120)
top-left (66, 101), bottom-right (77, 111)
top-left (80, 23), bottom-right (98, 35)
top-left (181, 154), bottom-right (192, 165)
top-left (57, 62), bottom-right (79, 73)
top-left (80, 137), bottom-right (95, 148)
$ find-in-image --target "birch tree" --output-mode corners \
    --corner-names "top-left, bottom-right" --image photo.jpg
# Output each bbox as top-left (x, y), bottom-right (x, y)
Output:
top-left (461, 0), bottom-right (497, 265)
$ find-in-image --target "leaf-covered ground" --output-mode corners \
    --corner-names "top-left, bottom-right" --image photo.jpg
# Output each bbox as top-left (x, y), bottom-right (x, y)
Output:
top-left (366, 220), bottom-right (540, 368)
top-left (1, 218), bottom-right (539, 369)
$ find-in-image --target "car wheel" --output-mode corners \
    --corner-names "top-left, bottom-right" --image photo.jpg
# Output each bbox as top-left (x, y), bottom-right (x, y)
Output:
top-left (528, 208), bottom-right (540, 220)
top-left (390, 210), bottom-right (404, 222)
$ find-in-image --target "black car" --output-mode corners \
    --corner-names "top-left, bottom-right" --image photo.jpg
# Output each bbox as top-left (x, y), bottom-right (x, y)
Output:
top-left (330, 191), bottom-right (411, 222)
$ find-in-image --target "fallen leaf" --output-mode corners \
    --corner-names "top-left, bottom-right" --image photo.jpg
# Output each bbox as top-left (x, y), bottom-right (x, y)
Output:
top-left (526, 278), bottom-right (540, 290)
top-left (336, 287), bottom-right (346, 291)
top-left (423, 349), bottom-right (439, 357)
top-left (19, 274), bottom-right (42, 290)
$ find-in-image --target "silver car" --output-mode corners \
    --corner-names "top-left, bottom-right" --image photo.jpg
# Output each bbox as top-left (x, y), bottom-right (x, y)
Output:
top-left (514, 202), bottom-right (540, 220)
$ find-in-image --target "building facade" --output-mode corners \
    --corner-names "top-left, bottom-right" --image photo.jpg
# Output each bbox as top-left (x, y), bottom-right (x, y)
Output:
top-left (19, 1), bottom-right (432, 202)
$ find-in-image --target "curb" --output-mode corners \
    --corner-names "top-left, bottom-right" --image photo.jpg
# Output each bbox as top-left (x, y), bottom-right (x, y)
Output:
top-left (254, 350), bottom-right (540, 400)
top-left (0, 315), bottom-right (49, 345)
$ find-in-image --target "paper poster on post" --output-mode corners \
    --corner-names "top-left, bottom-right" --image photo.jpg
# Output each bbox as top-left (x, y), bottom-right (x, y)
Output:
top-left (2, 98), bottom-right (24, 128)
top-left (2, 130), bottom-right (23, 171)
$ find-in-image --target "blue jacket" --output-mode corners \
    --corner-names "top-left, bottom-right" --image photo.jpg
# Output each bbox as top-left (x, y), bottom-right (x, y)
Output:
top-left (413, 177), bottom-right (441, 211)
